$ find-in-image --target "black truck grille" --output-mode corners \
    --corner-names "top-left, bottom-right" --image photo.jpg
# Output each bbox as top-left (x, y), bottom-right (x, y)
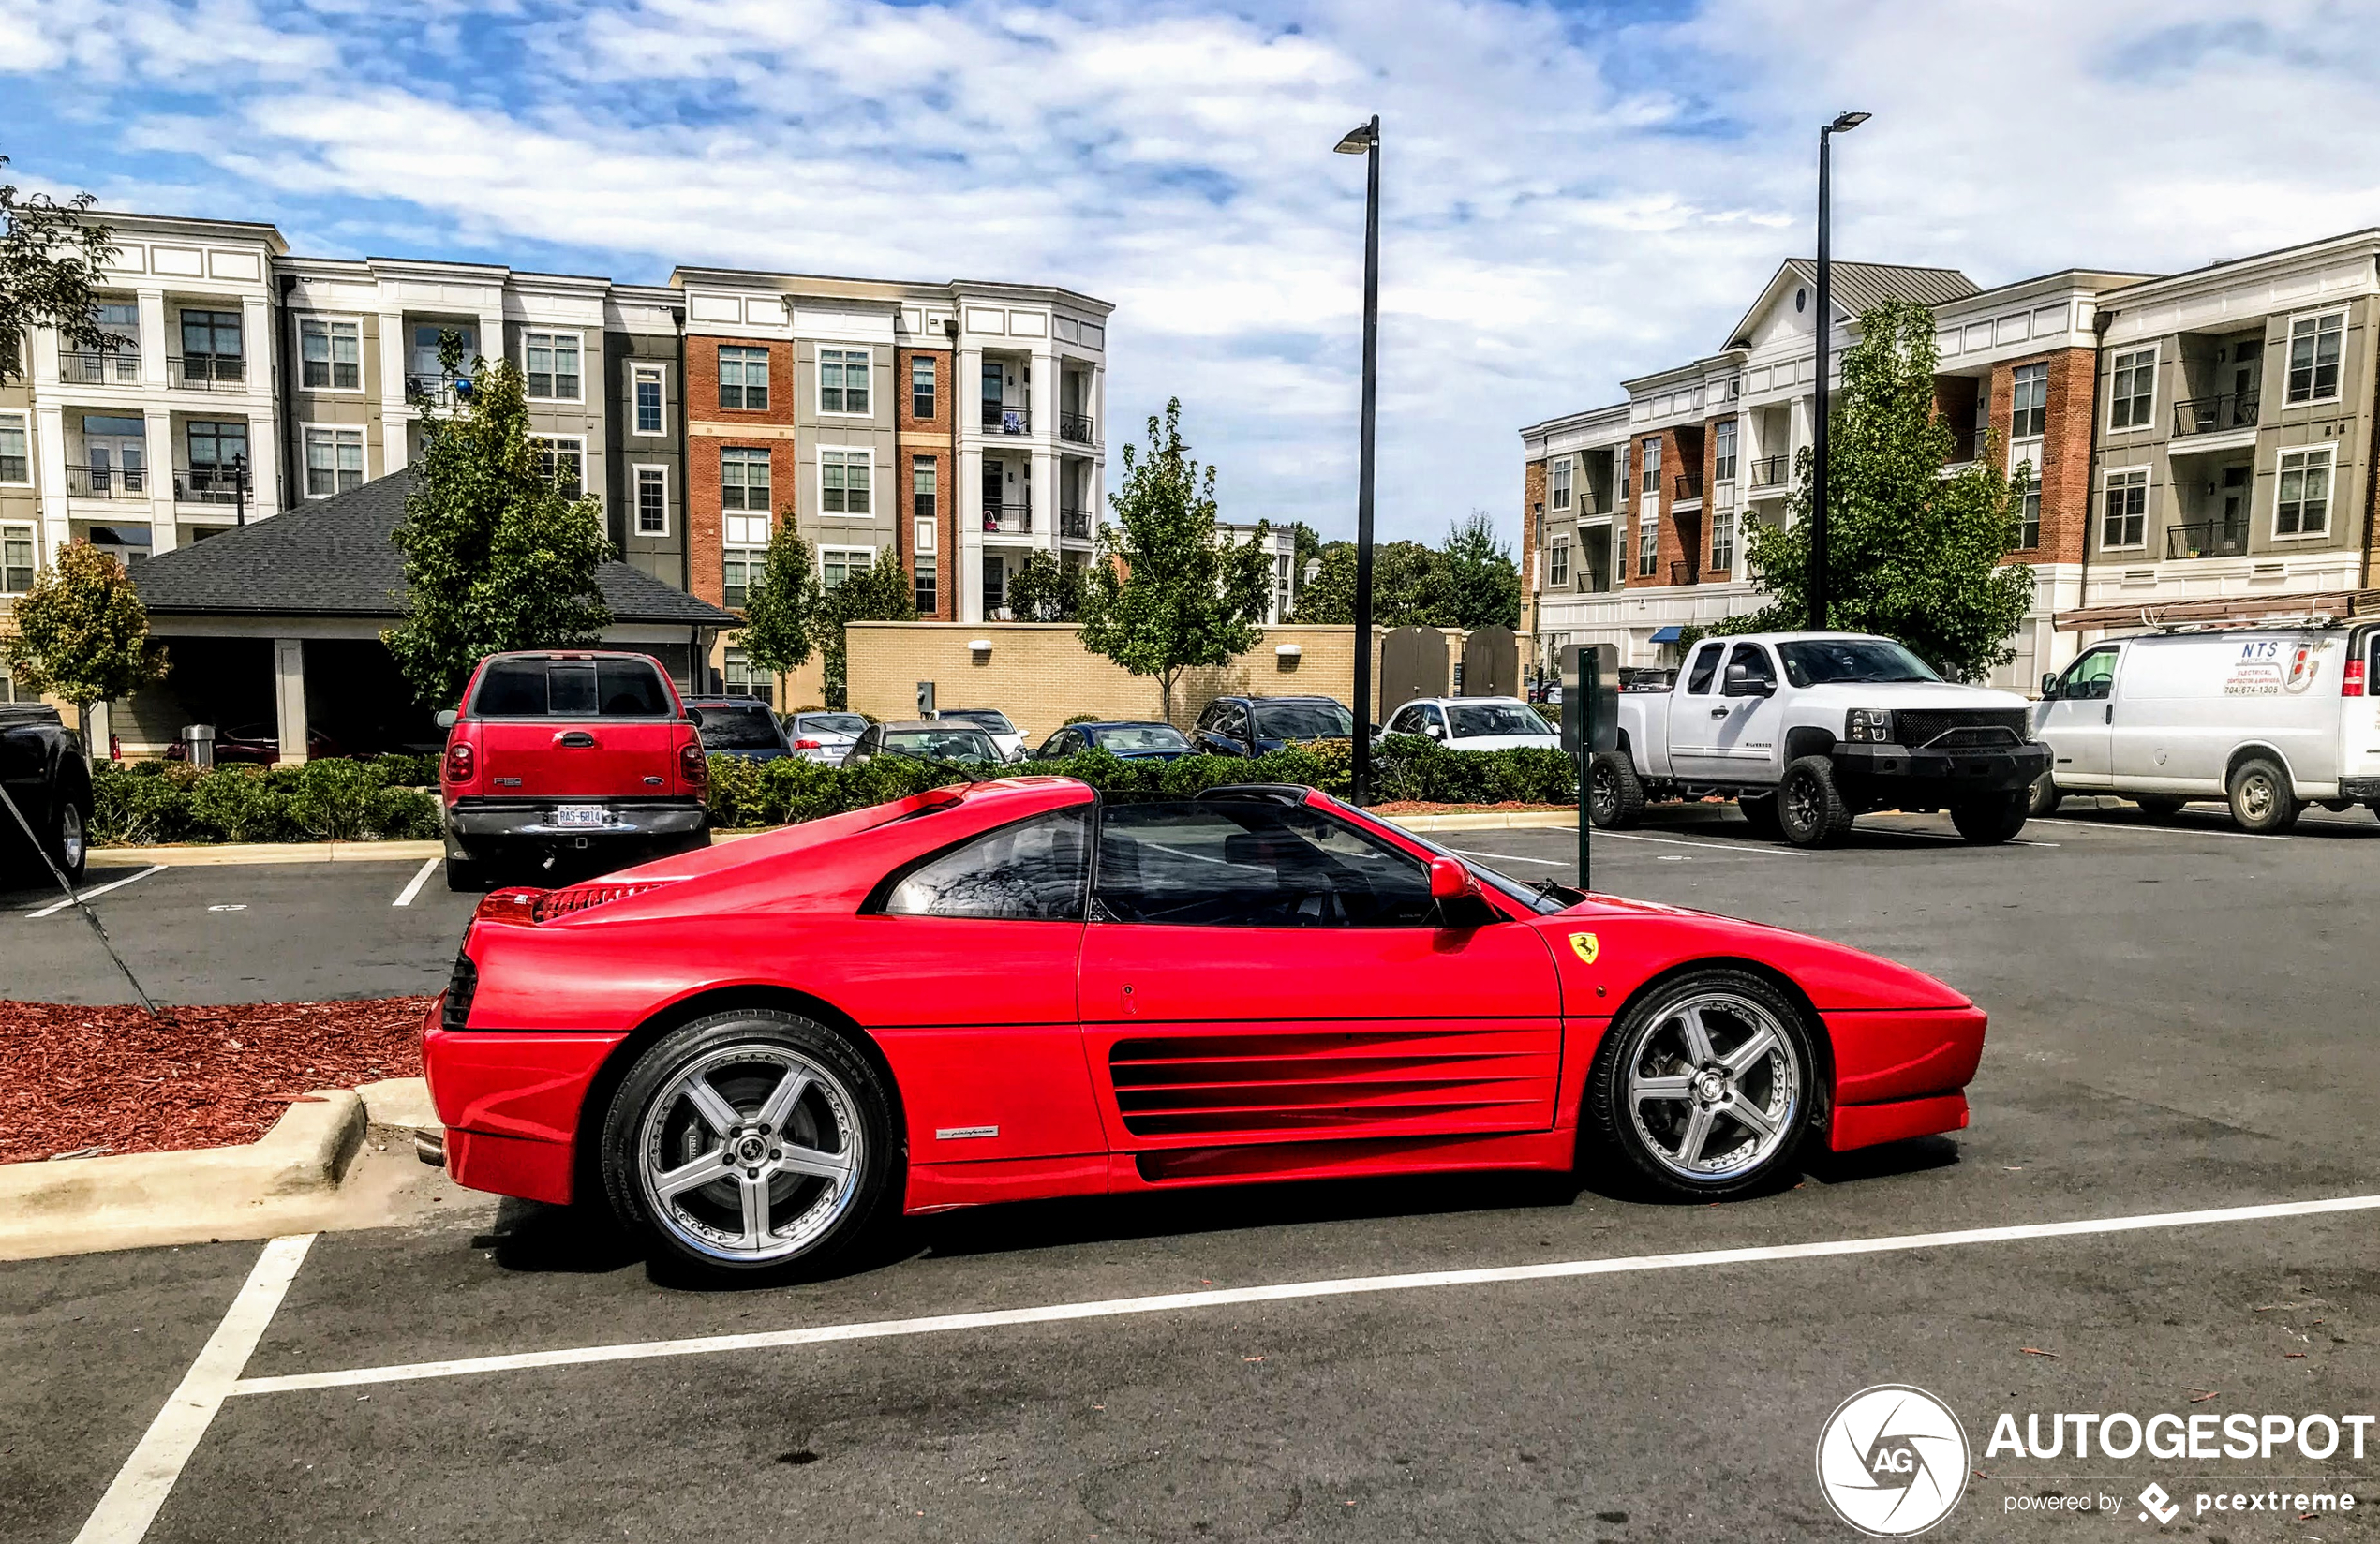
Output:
top-left (1897, 708), bottom-right (2030, 748)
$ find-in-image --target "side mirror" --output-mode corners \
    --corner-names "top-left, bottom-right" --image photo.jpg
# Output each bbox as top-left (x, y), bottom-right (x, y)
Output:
top-left (685, 707), bottom-right (705, 726)
top-left (1722, 664), bottom-right (1774, 697)
top-left (2040, 673), bottom-right (2060, 700)
top-left (1423, 721), bottom-right (1446, 739)
top-left (1426, 855), bottom-right (1479, 902)
top-left (435, 709), bottom-right (457, 730)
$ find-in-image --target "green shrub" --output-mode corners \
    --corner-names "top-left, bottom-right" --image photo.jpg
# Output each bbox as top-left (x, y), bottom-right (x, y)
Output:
top-left (366, 785), bottom-right (441, 840)
top-left (187, 766), bottom-right (292, 842)
top-left (1062, 711), bottom-right (1104, 726)
top-left (286, 757), bottom-right (383, 840)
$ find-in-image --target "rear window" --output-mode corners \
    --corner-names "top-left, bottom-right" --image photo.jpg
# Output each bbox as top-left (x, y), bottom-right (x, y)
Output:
top-left (942, 709), bottom-right (1017, 734)
top-left (1250, 701), bottom-right (1354, 739)
top-left (695, 705), bottom-right (786, 750)
top-left (1446, 703), bottom-right (1548, 738)
top-left (798, 713), bottom-right (869, 737)
top-left (470, 658), bottom-right (674, 719)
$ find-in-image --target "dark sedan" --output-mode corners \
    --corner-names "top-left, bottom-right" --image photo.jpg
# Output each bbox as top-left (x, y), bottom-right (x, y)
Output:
top-left (1189, 695), bottom-right (1357, 758)
top-left (1034, 720), bottom-right (1193, 761)
top-left (685, 697), bottom-right (794, 762)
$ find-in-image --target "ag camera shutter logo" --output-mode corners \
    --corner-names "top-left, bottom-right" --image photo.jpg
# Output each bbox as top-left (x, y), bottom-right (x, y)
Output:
top-left (1816, 1386), bottom-right (1971, 1537)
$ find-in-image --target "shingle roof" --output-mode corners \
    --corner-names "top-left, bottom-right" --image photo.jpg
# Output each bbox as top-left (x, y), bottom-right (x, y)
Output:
top-left (1780, 259), bottom-right (1980, 314)
top-left (135, 467), bottom-right (736, 627)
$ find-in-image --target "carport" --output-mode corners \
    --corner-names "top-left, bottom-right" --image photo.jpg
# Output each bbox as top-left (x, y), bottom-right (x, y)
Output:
top-left (118, 468), bottom-right (736, 759)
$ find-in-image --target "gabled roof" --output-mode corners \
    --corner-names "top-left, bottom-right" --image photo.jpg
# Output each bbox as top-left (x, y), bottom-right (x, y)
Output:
top-left (1723, 259), bottom-right (1979, 349)
top-left (135, 468), bottom-right (736, 627)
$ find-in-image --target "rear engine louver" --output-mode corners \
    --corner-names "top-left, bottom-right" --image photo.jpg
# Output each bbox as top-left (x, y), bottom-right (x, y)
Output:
top-left (1108, 1031), bottom-right (1540, 1138)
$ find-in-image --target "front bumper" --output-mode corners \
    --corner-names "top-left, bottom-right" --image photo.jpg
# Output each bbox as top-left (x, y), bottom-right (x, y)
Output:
top-left (1832, 740), bottom-right (2050, 795)
top-left (445, 797), bottom-right (709, 842)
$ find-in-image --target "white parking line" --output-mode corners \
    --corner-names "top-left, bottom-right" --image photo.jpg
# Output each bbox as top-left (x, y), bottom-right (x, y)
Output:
top-left (28, 865), bottom-right (164, 919)
top-left (72, 1234), bottom-right (314, 1544)
top-left (1871, 827), bottom-right (2061, 848)
top-left (1595, 830), bottom-right (1807, 857)
top-left (391, 856), bottom-right (441, 908)
top-left (227, 1193), bottom-right (2380, 1399)
top-left (1450, 847), bottom-right (1567, 866)
top-left (2030, 815), bottom-right (2291, 842)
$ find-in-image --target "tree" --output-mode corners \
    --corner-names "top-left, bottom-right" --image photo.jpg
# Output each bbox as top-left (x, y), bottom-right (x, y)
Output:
top-left (384, 350), bottom-right (614, 708)
top-left (1078, 398), bottom-right (1272, 724)
top-left (1430, 509), bottom-right (1522, 629)
top-left (1005, 549), bottom-right (1086, 621)
top-left (736, 516), bottom-right (820, 688)
top-left (2, 542), bottom-right (168, 758)
top-left (1287, 539), bottom-right (1440, 628)
top-left (815, 557), bottom-right (916, 710)
top-left (1, 152), bottom-right (123, 385)
top-left (1730, 298), bottom-right (2035, 680)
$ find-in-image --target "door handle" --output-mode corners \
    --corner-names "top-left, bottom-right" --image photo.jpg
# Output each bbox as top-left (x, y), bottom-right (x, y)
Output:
top-left (557, 730), bottom-right (596, 748)
top-left (1710, 707), bottom-right (1729, 718)
top-left (2104, 705), bottom-right (2113, 725)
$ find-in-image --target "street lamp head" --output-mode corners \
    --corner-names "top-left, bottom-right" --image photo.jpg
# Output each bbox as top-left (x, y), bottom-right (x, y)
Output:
top-left (1333, 120), bottom-right (1377, 155)
top-left (1827, 111), bottom-right (1871, 133)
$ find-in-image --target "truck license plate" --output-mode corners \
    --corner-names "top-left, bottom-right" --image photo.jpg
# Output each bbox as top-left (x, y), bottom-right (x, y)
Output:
top-left (553, 805), bottom-right (609, 828)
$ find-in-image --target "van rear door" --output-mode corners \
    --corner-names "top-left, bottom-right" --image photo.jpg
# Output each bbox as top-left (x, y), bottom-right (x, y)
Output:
top-left (472, 657), bottom-right (686, 800)
top-left (2343, 627), bottom-right (2380, 799)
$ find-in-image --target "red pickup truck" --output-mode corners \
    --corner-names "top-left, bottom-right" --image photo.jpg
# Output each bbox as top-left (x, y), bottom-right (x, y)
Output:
top-left (436, 651), bottom-right (710, 891)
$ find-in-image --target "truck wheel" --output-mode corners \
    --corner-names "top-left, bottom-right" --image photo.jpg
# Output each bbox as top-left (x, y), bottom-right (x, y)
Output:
top-left (1736, 793), bottom-right (1782, 839)
top-left (445, 850), bottom-right (484, 892)
top-left (1777, 756), bottom-right (1853, 848)
top-left (1950, 793), bottom-right (2030, 844)
top-left (1587, 752), bottom-right (1645, 830)
top-left (2133, 795), bottom-right (2184, 818)
top-left (2227, 756), bottom-right (2301, 834)
top-left (47, 793), bottom-right (90, 887)
top-left (2026, 774), bottom-right (2062, 817)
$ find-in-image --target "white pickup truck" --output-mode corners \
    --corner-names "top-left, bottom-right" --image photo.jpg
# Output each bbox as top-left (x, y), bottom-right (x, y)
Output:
top-left (1590, 631), bottom-right (2051, 847)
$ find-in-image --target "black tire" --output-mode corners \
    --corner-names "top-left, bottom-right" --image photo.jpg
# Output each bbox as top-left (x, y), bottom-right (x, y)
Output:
top-left (601, 1009), bottom-right (900, 1277)
top-left (1949, 792), bottom-right (2029, 844)
top-left (2133, 794), bottom-right (2184, 818)
top-left (2026, 773), bottom-right (2062, 817)
top-left (1586, 751), bottom-right (1645, 830)
top-left (2227, 755), bottom-right (2301, 834)
top-left (46, 788), bottom-right (91, 887)
top-left (1582, 967), bottom-right (1820, 1200)
top-left (444, 852), bottom-right (483, 892)
top-left (1736, 793), bottom-right (1782, 839)
top-left (1777, 755), bottom-right (1854, 848)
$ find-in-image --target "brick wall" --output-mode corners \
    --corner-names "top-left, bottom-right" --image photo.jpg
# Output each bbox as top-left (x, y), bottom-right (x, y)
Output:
top-left (897, 345), bottom-right (956, 620)
top-left (1989, 347), bottom-right (2097, 567)
top-left (687, 334), bottom-right (797, 610)
top-left (1520, 457), bottom-right (1546, 632)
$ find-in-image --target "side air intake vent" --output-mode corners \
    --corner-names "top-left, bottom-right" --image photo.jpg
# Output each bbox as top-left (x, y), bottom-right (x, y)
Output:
top-left (1108, 1031), bottom-right (1541, 1138)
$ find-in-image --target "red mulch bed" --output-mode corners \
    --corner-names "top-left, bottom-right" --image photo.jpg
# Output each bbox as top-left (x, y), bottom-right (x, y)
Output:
top-left (0, 998), bottom-right (430, 1164)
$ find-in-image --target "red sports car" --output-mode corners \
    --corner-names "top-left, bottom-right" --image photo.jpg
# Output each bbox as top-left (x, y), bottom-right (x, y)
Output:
top-left (423, 778), bottom-right (1985, 1274)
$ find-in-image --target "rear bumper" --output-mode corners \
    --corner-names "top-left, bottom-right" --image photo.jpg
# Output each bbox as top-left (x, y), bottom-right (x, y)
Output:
top-left (1832, 741), bottom-right (2050, 797)
top-left (2340, 777), bottom-right (2380, 802)
top-left (445, 797), bottom-right (708, 842)
top-left (422, 1021), bottom-right (628, 1207)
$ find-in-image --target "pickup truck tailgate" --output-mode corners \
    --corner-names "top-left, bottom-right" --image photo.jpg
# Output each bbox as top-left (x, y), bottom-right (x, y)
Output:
top-left (482, 720), bottom-right (681, 797)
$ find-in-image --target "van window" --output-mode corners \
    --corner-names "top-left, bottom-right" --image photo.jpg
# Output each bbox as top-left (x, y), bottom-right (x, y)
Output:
top-left (2060, 647), bottom-right (2119, 701)
top-left (1684, 642), bottom-right (1726, 694)
top-left (471, 657), bottom-right (674, 718)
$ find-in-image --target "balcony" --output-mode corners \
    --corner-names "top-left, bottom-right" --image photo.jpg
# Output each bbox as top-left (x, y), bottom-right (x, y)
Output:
top-left (60, 351), bottom-right (142, 386)
top-left (167, 355), bottom-right (246, 391)
top-left (405, 373), bottom-right (472, 408)
top-left (1948, 425), bottom-right (1990, 465)
top-left (1748, 454), bottom-right (1790, 490)
top-left (1059, 412), bottom-right (1094, 445)
top-left (982, 404), bottom-right (1032, 436)
top-left (2175, 393), bottom-right (2259, 438)
top-left (1673, 473), bottom-right (1703, 502)
top-left (1060, 505), bottom-right (1093, 541)
top-left (982, 501), bottom-right (1033, 534)
top-left (2166, 521), bottom-right (2249, 560)
top-left (1670, 561), bottom-right (1700, 586)
top-left (65, 464), bottom-right (148, 498)
top-left (175, 466), bottom-right (248, 505)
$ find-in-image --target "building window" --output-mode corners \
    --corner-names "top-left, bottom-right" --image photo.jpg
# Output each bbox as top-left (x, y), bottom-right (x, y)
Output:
top-left (721, 647), bottom-right (771, 706)
top-left (303, 426), bottom-right (364, 497)
top-left (523, 331), bottom-right (582, 401)
top-left (186, 420), bottom-right (247, 500)
top-left (0, 413), bottom-right (27, 484)
top-left (530, 437), bottom-right (584, 499)
top-left (913, 554), bottom-right (937, 615)
top-left (821, 545), bottom-right (874, 587)
top-left (822, 448), bottom-right (870, 515)
top-left (299, 319), bottom-right (361, 392)
top-left (911, 357), bottom-right (935, 420)
top-left (912, 455), bottom-right (935, 525)
top-left (1637, 513), bottom-right (1659, 576)
top-left (2285, 311), bottom-right (2344, 406)
top-left (2014, 474), bottom-right (2041, 550)
top-left (982, 552), bottom-right (1006, 616)
top-left (2108, 348), bottom-right (2155, 430)
top-left (1549, 457), bottom-right (1571, 511)
top-left (2101, 468), bottom-right (2148, 549)
top-left (718, 347), bottom-right (769, 411)
top-left (2275, 447), bottom-right (2334, 538)
top-left (1709, 510), bottom-right (1735, 572)
top-left (632, 365), bottom-right (664, 436)
top-left (819, 349), bottom-right (870, 415)
top-left (634, 466), bottom-right (668, 535)
top-left (1548, 534), bottom-right (1569, 586)
top-left (1713, 421), bottom-right (1737, 482)
top-left (1642, 438), bottom-right (1662, 486)
top-left (722, 547), bottom-right (764, 608)
top-left (2011, 363), bottom-right (2048, 439)
top-left (1618, 453), bottom-right (1630, 501)
top-left (179, 309), bottom-right (243, 382)
top-left (2, 525), bottom-right (33, 594)
top-left (721, 446), bottom-right (771, 512)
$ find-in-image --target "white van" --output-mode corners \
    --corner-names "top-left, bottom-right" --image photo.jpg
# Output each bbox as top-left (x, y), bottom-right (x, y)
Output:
top-left (2031, 622), bottom-right (2380, 832)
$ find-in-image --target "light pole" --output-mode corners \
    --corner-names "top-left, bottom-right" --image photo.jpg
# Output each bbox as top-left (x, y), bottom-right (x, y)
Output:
top-left (1335, 114), bottom-right (1380, 804)
top-left (1809, 109), bottom-right (1868, 633)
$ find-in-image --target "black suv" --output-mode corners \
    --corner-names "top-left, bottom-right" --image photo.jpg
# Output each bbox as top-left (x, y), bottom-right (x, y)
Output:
top-left (1190, 695), bottom-right (1357, 758)
top-left (2, 704), bottom-right (94, 886)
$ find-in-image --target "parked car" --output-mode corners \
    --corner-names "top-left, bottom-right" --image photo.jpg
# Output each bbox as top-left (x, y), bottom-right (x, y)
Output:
top-left (422, 777), bottom-right (1987, 1274)
top-left (1190, 695), bottom-right (1358, 757)
top-left (164, 722), bottom-right (341, 765)
top-left (2031, 621), bottom-right (2380, 832)
top-left (1, 704), bottom-right (93, 886)
top-left (1382, 696), bottom-right (1563, 752)
top-left (1034, 720), bottom-right (1194, 761)
top-left (840, 720), bottom-right (1005, 769)
top-left (784, 710), bottom-right (870, 765)
top-left (435, 651), bottom-right (710, 892)
top-left (936, 708), bottom-right (1026, 763)
top-left (1595, 632), bottom-right (2050, 848)
top-left (684, 696), bottom-right (793, 763)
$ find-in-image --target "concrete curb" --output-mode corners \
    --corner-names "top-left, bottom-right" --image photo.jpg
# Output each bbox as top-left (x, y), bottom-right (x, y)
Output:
top-left (0, 1089), bottom-right (367, 1261)
top-left (92, 839), bottom-right (445, 868)
top-left (1379, 810), bottom-right (1577, 832)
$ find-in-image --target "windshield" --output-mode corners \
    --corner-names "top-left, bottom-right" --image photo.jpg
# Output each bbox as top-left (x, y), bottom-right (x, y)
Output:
top-left (1446, 703), bottom-right (1551, 739)
top-left (941, 709), bottom-right (1016, 735)
top-left (1091, 724), bottom-right (1189, 753)
top-left (1777, 639), bottom-right (1941, 687)
top-left (694, 705), bottom-right (785, 750)
top-left (885, 729), bottom-right (1001, 763)
top-left (1251, 702), bottom-right (1355, 739)
top-left (796, 713), bottom-right (868, 738)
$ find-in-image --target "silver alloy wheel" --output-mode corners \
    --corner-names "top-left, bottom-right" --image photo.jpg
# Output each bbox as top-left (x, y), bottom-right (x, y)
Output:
top-left (2238, 768), bottom-right (2277, 821)
top-left (58, 803), bottom-right (84, 868)
top-left (1625, 991), bottom-right (1802, 1183)
top-left (636, 1042), bottom-right (863, 1265)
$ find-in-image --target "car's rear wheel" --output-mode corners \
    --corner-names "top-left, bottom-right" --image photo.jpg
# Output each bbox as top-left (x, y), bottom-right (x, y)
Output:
top-left (1777, 755), bottom-right (1854, 848)
top-left (2227, 756), bottom-right (2301, 834)
top-left (1586, 751), bottom-right (1644, 829)
top-left (1736, 793), bottom-right (1782, 839)
top-left (1949, 792), bottom-right (2029, 844)
top-left (47, 793), bottom-right (90, 887)
top-left (2133, 794), bottom-right (2184, 818)
top-left (1584, 969), bottom-right (1818, 1199)
top-left (602, 1010), bottom-right (899, 1275)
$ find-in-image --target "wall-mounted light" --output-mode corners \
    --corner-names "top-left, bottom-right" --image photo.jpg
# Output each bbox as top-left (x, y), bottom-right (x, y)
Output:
top-left (1275, 643), bottom-right (1302, 672)
top-left (968, 638), bottom-right (992, 655)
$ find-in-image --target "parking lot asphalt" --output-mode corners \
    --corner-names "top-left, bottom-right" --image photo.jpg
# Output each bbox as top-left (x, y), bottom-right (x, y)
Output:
top-left (9, 799), bottom-right (2380, 1542)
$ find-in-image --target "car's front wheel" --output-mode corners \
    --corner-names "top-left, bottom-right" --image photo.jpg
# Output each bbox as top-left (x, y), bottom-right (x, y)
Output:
top-left (1586, 751), bottom-right (1645, 829)
top-left (601, 1010), bottom-right (899, 1275)
top-left (1777, 755), bottom-right (1854, 847)
top-left (1583, 969), bottom-right (1819, 1199)
top-left (2027, 773), bottom-right (2062, 817)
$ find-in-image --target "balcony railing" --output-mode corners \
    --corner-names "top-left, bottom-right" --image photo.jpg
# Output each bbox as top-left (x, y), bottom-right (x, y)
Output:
top-left (982, 404), bottom-right (1032, 435)
top-left (65, 464), bottom-right (147, 498)
top-left (1670, 561), bottom-right (1700, 586)
top-left (405, 373), bottom-right (469, 408)
top-left (167, 355), bottom-right (246, 390)
top-left (2174, 393), bottom-right (2259, 437)
top-left (1949, 426), bottom-right (1990, 464)
top-left (1060, 505), bottom-right (1093, 540)
top-left (1059, 412), bottom-right (1094, 444)
top-left (982, 501), bottom-right (1033, 534)
top-left (1748, 454), bottom-right (1790, 490)
top-left (60, 351), bottom-right (142, 386)
top-left (175, 465), bottom-right (247, 504)
top-left (2166, 521), bottom-right (2249, 560)
top-left (1673, 473), bottom-right (1703, 501)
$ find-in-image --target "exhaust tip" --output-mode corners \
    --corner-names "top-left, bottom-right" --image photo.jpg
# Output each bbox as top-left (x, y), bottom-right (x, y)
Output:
top-left (414, 1129), bottom-right (447, 1168)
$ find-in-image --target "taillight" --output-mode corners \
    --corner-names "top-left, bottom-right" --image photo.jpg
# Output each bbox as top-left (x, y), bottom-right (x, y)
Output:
top-left (793, 738), bottom-right (822, 750)
top-left (473, 887), bottom-right (543, 925)
top-left (2346, 657), bottom-right (2367, 698)
top-left (444, 740), bottom-right (475, 783)
top-left (680, 737), bottom-right (709, 787)
top-left (470, 882), bottom-right (669, 926)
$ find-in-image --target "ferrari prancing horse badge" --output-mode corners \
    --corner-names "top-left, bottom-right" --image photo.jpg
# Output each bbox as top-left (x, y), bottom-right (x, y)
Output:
top-left (1569, 932), bottom-right (1599, 965)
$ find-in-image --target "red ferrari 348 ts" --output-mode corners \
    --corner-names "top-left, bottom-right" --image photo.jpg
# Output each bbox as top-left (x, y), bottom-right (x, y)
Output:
top-left (423, 778), bottom-right (1985, 1274)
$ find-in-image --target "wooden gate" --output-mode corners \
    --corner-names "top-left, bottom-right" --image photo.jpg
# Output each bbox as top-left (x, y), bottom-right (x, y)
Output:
top-left (1460, 625), bottom-right (1520, 699)
top-left (1379, 627), bottom-right (1449, 719)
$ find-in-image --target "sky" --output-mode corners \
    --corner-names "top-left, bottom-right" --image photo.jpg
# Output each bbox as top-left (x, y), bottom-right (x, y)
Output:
top-left (6, 0), bottom-right (2379, 545)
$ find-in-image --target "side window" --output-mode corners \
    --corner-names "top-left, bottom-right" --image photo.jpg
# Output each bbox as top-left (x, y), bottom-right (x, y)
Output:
top-left (1094, 801), bottom-right (1435, 928)
top-left (878, 809), bottom-right (1092, 921)
top-left (1196, 704), bottom-right (1221, 734)
top-left (1684, 641), bottom-right (1726, 695)
top-left (1213, 704), bottom-right (1247, 740)
top-left (1388, 705), bottom-right (1424, 735)
top-left (2061, 647), bottom-right (2119, 701)
top-left (1425, 705), bottom-right (1450, 734)
top-left (1726, 643), bottom-right (1776, 690)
